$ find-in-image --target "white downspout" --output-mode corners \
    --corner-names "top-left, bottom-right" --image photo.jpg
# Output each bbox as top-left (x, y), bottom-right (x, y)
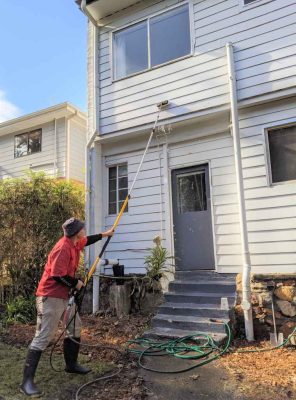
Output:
top-left (66, 111), bottom-right (78, 180)
top-left (80, 1), bottom-right (101, 312)
top-left (226, 43), bottom-right (254, 342)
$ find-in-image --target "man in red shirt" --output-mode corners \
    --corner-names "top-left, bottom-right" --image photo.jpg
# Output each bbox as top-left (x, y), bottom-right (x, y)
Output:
top-left (20, 218), bottom-right (114, 397)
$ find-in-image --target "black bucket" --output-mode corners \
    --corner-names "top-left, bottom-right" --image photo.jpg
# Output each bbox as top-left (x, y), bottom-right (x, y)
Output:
top-left (112, 264), bottom-right (125, 286)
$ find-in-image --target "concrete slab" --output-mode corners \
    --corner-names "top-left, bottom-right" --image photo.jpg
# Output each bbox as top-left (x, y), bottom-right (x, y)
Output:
top-left (140, 355), bottom-right (245, 400)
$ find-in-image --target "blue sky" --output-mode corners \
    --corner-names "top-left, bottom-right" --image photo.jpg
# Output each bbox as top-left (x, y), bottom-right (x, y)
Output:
top-left (0, 0), bottom-right (87, 122)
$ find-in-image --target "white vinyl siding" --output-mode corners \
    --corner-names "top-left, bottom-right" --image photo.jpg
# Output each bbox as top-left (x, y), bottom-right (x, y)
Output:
top-left (68, 119), bottom-right (86, 182)
top-left (97, 0), bottom-right (296, 135)
top-left (103, 147), bottom-right (165, 274)
top-left (240, 97), bottom-right (296, 273)
top-left (102, 125), bottom-right (242, 274)
top-left (0, 119), bottom-right (67, 179)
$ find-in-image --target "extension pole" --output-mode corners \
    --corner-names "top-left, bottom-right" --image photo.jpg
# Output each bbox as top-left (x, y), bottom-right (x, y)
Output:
top-left (84, 101), bottom-right (168, 286)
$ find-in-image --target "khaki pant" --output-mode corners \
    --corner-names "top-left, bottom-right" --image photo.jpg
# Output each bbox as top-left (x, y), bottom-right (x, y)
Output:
top-left (30, 296), bottom-right (82, 351)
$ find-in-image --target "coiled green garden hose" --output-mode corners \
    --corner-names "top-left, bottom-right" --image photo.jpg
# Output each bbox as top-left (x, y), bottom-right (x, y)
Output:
top-left (126, 321), bottom-right (232, 373)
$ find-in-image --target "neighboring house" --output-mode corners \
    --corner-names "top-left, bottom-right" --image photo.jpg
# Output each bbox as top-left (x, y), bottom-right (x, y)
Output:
top-left (0, 103), bottom-right (87, 183)
top-left (77, 0), bottom-right (296, 338)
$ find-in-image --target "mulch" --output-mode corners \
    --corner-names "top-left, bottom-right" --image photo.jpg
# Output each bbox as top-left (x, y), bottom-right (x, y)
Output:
top-left (1, 314), bottom-right (296, 399)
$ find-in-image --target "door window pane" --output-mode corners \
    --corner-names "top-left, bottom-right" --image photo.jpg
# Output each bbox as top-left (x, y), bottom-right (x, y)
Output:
top-left (268, 125), bottom-right (296, 183)
top-left (150, 5), bottom-right (190, 67)
top-left (114, 21), bottom-right (148, 80)
top-left (177, 171), bottom-right (207, 214)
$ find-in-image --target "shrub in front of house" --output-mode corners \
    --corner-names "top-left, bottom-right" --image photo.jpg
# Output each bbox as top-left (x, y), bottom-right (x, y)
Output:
top-left (0, 172), bottom-right (84, 306)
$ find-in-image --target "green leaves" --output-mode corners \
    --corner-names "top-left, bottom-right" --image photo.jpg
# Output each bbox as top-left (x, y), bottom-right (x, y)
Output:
top-left (144, 241), bottom-right (174, 289)
top-left (0, 172), bottom-right (85, 303)
top-left (4, 295), bottom-right (36, 324)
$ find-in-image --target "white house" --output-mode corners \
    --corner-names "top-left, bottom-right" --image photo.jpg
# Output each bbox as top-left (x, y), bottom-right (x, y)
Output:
top-left (0, 103), bottom-right (87, 183)
top-left (77, 0), bottom-right (296, 339)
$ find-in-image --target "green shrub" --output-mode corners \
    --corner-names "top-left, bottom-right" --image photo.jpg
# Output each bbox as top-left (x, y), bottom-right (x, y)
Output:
top-left (4, 295), bottom-right (36, 324)
top-left (144, 236), bottom-right (174, 289)
top-left (0, 172), bottom-right (84, 300)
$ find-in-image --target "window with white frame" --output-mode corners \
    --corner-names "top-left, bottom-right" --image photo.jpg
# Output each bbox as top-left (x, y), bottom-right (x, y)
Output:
top-left (14, 129), bottom-right (42, 158)
top-left (267, 125), bottom-right (296, 184)
top-left (108, 164), bottom-right (128, 215)
top-left (113, 4), bottom-right (191, 80)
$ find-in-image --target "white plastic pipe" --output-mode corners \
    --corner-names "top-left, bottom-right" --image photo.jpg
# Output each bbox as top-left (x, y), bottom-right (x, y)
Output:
top-left (226, 42), bottom-right (254, 342)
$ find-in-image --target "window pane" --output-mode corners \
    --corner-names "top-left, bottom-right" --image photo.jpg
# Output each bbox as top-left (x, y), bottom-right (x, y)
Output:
top-left (109, 203), bottom-right (117, 215)
top-left (109, 167), bottom-right (117, 179)
top-left (119, 189), bottom-right (128, 201)
top-left (15, 133), bottom-right (28, 158)
top-left (150, 5), bottom-right (190, 67)
top-left (109, 190), bottom-right (117, 202)
top-left (114, 21), bottom-right (148, 79)
top-left (118, 164), bottom-right (127, 177)
top-left (177, 171), bottom-right (207, 214)
top-left (28, 130), bottom-right (41, 154)
top-left (119, 177), bottom-right (128, 189)
top-left (268, 126), bottom-right (296, 183)
top-left (109, 179), bottom-right (117, 191)
top-left (119, 201), bottom-right (128, 213)
top-left (244, 0), bottom-right (257, 4)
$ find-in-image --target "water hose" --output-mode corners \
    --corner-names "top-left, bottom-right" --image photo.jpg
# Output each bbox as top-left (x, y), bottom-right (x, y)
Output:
top-left (126, 321), bottom-right (232, 374)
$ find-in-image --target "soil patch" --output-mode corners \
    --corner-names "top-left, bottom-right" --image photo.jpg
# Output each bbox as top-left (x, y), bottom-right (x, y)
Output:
top-left (1, 315), bottom-right (296, 399)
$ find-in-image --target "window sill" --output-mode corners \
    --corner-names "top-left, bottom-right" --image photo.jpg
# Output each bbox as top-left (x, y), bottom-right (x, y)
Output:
top-left (112, 52), bottom-right (193, 83)
top-left (14, 151), bottom-right (42, 159)
top-left (268, 179), bottom-right (296, 187)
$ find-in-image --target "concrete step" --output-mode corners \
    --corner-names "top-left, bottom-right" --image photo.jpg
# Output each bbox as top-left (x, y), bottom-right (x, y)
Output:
top-left (143, 327), bottom-right (227, 344)
top-left (152, 314), bottom-right (228, 333)
top-left (169, 280), bottom-right (236, 294)
top-left (158, 302), bottom-right (230, 318)
top-left (175, 271), bottom-right (236, 281)
top-left (164, 291), bottom-right (236, 306)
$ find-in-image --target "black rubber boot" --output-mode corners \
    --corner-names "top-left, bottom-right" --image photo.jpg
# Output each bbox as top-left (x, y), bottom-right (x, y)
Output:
top-left (20, 348), bottom-right (43, 397)
top-left (63, 337), bottom-right (91, 374)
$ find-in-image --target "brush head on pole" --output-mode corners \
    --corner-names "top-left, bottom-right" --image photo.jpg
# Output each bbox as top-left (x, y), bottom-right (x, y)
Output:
top-left (157, 100), bottom-right (169, 110)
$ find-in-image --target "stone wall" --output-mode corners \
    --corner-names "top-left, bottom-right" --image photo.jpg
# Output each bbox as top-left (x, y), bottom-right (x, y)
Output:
top-left (236, 274), bottom-right (296, 339)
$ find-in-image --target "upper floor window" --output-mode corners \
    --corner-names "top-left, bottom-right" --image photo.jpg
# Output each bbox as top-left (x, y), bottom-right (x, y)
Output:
top-left (267, 125), bottom-right (296, 184)
top-left (108, 164), bottom-right (128, 215)
top-left (14, 129), bottom-right (42, 158)
top-left (113, 4), bottom-right (191, 80)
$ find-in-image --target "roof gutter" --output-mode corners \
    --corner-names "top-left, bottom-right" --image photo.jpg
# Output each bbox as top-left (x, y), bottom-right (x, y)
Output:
top-left (226, 42), bottom-right (254, 342)
top-left (81, 0), bottom-right (98, 27)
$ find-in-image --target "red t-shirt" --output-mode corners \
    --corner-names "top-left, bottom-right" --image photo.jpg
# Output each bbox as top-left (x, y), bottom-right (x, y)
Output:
top-left (36, 236), bottom-right (87, 299)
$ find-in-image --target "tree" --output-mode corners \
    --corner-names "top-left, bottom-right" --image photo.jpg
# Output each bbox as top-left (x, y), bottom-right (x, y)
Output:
top-left (0, 172), bottom-right (84, 299)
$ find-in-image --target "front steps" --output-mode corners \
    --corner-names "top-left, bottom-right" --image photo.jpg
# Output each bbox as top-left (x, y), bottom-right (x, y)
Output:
top-left (145, 270), bottom-right (236, 342)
